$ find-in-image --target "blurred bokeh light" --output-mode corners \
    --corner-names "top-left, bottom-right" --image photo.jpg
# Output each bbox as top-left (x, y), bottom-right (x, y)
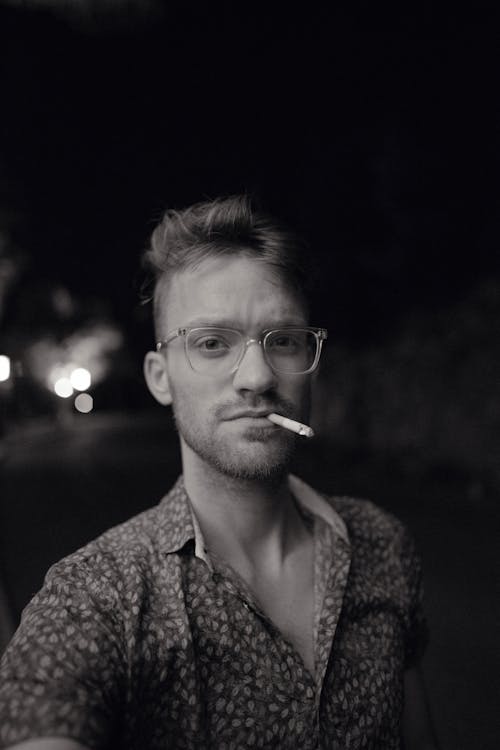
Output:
top-left (74, 392), bottom-right (93, 413)
top-left (69, 367), bottom-right (91, 391)
top-left (0, 355), bottom-right (11, 382)
top-left (53, 377), bottom-right (73, 398)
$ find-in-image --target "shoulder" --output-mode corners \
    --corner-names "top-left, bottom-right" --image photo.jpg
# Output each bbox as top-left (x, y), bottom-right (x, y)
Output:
top-left (290, 475), bottom-right (412, 558)
top-left (325, 493), bottom-right (420, 572)
top-left (14, 476), bottom-right (189, 631)
top-left (40, 498), bottom-right (169, 604)
top-left (328, 494), bottom-right (406, 542)
top-left (7, 496), bottom-right (177, 661)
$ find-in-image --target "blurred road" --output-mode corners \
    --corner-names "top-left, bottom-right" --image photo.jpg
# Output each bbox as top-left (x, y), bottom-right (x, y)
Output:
top-left (1, 411), bottom-right (498, 749)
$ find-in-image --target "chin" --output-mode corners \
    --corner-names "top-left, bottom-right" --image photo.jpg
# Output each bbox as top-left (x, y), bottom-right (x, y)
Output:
top-left (184, 431), bottom-right (294, 481)
top-left (213, 457), bottom-right (291, 482)
top-left (211, 439), bottom-right (295, 481)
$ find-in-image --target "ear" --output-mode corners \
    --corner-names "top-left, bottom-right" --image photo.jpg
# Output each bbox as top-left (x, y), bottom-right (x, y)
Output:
top-left (143, 350), bottom-right (173, 406)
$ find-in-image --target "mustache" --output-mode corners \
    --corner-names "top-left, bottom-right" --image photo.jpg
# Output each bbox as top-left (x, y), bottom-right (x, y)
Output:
top-left (215, 396), bottom-right (298, 421)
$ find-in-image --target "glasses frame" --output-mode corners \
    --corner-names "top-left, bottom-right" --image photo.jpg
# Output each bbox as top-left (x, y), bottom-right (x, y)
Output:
top-left (156, 326), bottom-right (328, 376)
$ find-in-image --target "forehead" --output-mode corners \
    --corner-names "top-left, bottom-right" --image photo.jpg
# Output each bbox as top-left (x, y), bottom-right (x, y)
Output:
top-left (157, 255), bottom-right (308, 334)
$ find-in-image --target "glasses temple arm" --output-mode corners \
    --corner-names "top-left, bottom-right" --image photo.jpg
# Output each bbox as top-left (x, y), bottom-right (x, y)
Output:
top-left (156, 329), bottom-right (183, 350)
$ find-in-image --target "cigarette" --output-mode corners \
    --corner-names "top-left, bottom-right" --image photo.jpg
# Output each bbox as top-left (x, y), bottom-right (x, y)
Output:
top-left (267, 413), bottom-right (314, 438)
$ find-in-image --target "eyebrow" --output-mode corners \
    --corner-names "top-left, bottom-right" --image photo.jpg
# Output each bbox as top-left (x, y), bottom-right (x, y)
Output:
top-left (184, 317), bottom-right (308, 329)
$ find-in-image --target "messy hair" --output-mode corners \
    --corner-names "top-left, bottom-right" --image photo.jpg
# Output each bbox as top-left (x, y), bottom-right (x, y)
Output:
top-left (141, 195), bottom-right (312, 336)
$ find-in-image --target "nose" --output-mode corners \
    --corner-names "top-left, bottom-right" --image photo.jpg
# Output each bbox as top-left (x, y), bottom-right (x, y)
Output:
top-left (232, 340), bottom-right (277, 394)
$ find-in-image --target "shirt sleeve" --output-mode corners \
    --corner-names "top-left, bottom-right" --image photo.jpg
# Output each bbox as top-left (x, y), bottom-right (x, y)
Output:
top-left (399, 526), bottom-right (429, 669)
top-left (0, 554), bottom-right (126, 749)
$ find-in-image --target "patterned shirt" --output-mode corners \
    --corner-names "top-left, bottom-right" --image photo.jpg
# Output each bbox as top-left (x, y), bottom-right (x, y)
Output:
top-left (0, 475), bottom-right (427, 750)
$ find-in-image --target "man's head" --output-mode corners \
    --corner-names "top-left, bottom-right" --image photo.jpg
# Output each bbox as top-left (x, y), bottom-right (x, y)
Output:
top-left (142, 195), bottom-right (311, 341)
top-left (143, 196), bottom-right (324, 481)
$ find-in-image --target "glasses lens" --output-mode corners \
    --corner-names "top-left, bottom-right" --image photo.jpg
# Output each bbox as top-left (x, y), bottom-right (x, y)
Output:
top-left (186, 328), bottom-right (243, 374)
top-left (264, 329), bottom-right (318, 374)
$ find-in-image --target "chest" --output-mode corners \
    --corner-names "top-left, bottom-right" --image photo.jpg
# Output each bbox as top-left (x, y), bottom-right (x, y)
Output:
top-left (122, 551), bottom-right (406, 749)
top-left (236, 538), bottom-right (316, 676)
top-left (253, 569), bottom-right (315, 675)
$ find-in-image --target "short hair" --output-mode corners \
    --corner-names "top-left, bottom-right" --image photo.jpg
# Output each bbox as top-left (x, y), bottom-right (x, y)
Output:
top-left (142, 194), bottom-right (312, 337)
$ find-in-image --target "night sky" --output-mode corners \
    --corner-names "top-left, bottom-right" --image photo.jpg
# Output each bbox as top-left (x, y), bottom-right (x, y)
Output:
top-left (1, 3), bottom-right (499, 346)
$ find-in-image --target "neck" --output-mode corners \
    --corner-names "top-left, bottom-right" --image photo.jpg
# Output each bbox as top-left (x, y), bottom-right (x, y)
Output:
top-left (181, 440), bottom-right (305, 568)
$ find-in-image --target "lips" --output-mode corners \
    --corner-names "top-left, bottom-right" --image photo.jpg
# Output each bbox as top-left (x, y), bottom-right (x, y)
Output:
top-left (226, 411), bottom-right (272, 420)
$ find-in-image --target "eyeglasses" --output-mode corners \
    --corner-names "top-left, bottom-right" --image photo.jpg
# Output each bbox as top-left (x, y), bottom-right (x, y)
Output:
top-left (156, 326), bottom-right (328, 377)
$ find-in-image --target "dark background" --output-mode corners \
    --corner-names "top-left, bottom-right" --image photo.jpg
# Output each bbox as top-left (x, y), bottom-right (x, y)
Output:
top-left (0, 3), bottom-right (499, 748)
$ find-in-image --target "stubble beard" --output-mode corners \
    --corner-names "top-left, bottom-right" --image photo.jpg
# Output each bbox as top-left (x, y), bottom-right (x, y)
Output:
top-left (170, 399), bottom-right (298, 482)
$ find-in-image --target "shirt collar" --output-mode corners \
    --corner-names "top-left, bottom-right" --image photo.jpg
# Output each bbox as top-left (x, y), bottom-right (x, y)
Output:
top-left (288, 474), bottom-right (349, 544)
top-left (156, 473), bottom-right (349, 559)
top-left (156, 475), bottom-right (197, 555)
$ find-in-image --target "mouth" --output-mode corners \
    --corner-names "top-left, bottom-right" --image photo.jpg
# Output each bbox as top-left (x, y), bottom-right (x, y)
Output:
top-left (226, 410), bottom-right (273, 420)
top-left (224, 415), bottom-right (280, 443)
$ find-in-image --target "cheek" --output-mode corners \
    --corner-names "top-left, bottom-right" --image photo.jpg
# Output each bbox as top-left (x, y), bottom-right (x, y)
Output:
top-left (281, 377), bottom-right (311, 408)
top-left (169, 370), bottom-right (219, 419)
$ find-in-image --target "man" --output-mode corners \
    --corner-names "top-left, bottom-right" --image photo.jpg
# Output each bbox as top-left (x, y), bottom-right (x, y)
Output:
top-left (0, 195), bottom-right (438, 749)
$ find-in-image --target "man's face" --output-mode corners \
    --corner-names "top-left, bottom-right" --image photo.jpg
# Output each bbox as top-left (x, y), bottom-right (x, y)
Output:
top-left (157, 254), bottom-right (313, 481)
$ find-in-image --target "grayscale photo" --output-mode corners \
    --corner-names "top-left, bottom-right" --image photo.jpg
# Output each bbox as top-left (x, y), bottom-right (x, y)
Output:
top-left (0, 3), bottom-right (498, 749)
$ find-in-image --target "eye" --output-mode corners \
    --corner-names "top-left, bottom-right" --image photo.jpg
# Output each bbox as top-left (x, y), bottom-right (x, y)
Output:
top-left (268, 333), bottom-right (299, 350)
top-left (192, 334), bottom-right (232, 356)
top-left (200, 337), bottom-right (227, 350)
top-left (275, 336), bottom-right (293, 347)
